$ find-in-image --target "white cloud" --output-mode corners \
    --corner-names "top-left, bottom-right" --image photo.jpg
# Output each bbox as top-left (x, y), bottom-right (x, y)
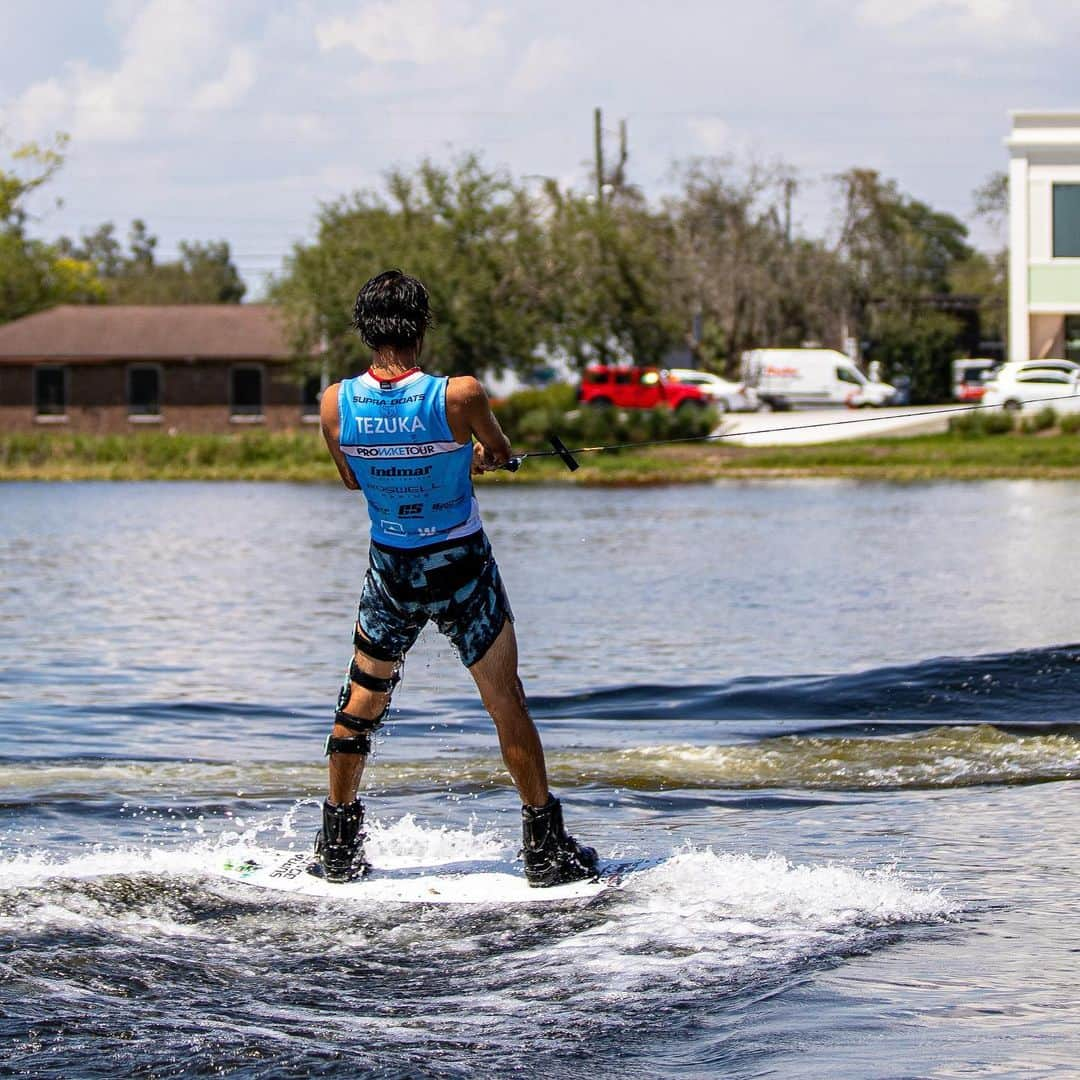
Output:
top-left (11, 0), bottom-right (251, 142)
top-left (509, 36), bottom-right (577, 95)
top-left (855, 0), bottom-right (1051, 43)
top-left (315, 0), bottom-right (506, 65)
top-left (688, 117), bottom-right (731, 155)
top-left (190, 46), bottom-right (256, 110)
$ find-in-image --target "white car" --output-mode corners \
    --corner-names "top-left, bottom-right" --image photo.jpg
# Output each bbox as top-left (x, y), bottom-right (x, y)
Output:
top-left (981, 360), bottom-right (1080, 412)
top-left (665, 369), bottom-right (760, 412)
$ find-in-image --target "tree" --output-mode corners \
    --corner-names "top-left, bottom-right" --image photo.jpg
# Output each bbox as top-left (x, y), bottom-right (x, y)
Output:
top-left (834, 169), bottom-right (974, 400)
top-left (666, 159), bottom-right (847, 372)
top-left (536, 183), bottom-right (680, 368)
top-left (58, 220), bottom-right (246, 303)
top-left (274, 155), bottom-right (550, 377)
top-left (0, 134), bottom-right (104, 324)
top-left (867, 308), bottom-right (960, 404)
top-left (956, 171), bottom-right (1009, 351)
top-left (835, 169), bottom-right (973, 312)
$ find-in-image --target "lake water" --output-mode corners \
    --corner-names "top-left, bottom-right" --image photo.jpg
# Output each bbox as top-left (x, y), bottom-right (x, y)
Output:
top-left (1, 480), bottom-right (1078, 1078)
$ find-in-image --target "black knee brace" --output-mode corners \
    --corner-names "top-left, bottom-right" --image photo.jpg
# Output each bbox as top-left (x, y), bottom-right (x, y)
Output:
top-left (325, 654), bottom-right (402, 758)
top-left (325, 711), bottom-right (381, 757)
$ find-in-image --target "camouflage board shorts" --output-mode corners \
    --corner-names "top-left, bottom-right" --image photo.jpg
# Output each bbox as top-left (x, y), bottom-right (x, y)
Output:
top-left (356, 529), bottom-right (513, 668)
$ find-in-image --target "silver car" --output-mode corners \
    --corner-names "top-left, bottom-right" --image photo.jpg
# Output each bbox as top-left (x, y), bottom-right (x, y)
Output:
top-left (665, 369), bottom-right (760, 413)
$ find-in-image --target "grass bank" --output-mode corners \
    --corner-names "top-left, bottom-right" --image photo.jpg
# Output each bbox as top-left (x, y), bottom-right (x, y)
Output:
top-left (3, 428), bottom-right (1080, 483)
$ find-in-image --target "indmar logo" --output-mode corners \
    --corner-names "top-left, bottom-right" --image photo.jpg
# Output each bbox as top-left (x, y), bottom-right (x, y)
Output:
top-left (372, 464), bottom-right (432, 477)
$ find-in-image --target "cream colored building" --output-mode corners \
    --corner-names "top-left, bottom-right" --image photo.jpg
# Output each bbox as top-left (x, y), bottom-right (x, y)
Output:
top-left (1007, 111), bottom-right (1080, 362)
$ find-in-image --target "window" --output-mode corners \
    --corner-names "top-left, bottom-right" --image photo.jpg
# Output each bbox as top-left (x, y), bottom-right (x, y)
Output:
top-left (1017, 371), bottom-right (1070, 384)
top-left (301, 374), bottom-right (322, 419)
top-left (230, 365), bottom-right (264, 417)
top-left (1052, 184), bottom-right (1080, 257)
top-left (614, 371), bottom-right (633, 385)
top-left (836, 367), bottom-right (865, 385)
top-left (127, 365), bottom-right (161, 416)
top-left (1066, 316), bottom-right (1080, 364)
top-left (34, 366), bottom-right (67, 416)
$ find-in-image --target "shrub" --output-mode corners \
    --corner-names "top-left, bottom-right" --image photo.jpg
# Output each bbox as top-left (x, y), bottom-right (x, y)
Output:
top-left (495, 384), bottom-right (716, 452)
top-left (1020, 407), bottom-right (1057, 434)
top-left (949, 410), bottom-right (1015, 436)
top-left (1060, 413), bottom-right (1080, 434)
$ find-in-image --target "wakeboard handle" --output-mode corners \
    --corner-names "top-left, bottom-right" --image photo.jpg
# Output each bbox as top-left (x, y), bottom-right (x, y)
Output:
top-left (493, 435), bottom-right (579, 473)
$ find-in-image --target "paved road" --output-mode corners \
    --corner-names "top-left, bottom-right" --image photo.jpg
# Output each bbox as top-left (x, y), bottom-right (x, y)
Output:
top-left (715, 405), bottom-right (959, 447)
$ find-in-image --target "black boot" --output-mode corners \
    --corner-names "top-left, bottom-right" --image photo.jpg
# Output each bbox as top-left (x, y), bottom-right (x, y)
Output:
top-left (521, 795), bottom-right (599, 887)
top-left (314, 799), bottom-right (368, 882)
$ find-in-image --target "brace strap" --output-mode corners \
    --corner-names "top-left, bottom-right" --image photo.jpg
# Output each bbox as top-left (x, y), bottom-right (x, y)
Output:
top-left (334, 710), bottom-right (384, 735)
top-left (348, 658), bottom-right (399, 694)
top-left (324, 732), bottom-right (371, 757)
top-left (354, 628), bottom-right (402, 663)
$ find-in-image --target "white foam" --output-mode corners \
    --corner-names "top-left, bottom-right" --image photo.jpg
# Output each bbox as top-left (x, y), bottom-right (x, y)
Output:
top-left (363, 813), bottom-right (512, 865)
top-left (531, 848), bottom-right (954, 999)
top-left (0, 818), bottom-right (953, 992)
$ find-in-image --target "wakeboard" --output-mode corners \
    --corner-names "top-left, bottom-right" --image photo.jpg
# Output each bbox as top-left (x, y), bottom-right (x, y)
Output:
top-left (216, 848), bottom-right (646, 905)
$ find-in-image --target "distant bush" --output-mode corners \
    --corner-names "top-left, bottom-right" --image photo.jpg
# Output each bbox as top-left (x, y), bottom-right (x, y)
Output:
top-left (949, 410), bottom-right (1015, 436)
top-left (494, 384), bottom-right (716, 451)
top-left (1020, 407), bottom-right (1057, 434)
top-left (1060, 413), bottom-right (1080, 434)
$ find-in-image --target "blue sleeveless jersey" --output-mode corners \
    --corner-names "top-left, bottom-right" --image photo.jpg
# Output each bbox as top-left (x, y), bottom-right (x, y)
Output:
top-left (338, 370), bottom-right (481, 549)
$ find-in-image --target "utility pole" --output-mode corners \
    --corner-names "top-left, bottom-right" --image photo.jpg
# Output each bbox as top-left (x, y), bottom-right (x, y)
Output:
top-left (594, 107), bottom-right (605, 203)
top-left (783, 178), bottom-right (795, 246)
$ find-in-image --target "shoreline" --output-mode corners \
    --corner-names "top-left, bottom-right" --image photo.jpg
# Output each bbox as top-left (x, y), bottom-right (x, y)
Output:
top-left (4, 431), bottom-right (1080, 483)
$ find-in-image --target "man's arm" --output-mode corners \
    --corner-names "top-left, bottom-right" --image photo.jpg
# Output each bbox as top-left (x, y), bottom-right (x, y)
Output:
top-left (447, 376), bottom-right (512, 473)
top-left (320, 381), bottom-right (360, 490)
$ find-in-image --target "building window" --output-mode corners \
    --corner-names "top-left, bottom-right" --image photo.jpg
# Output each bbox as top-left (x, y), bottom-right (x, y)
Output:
top-left (127, 364), bottom-right (162, 417)
top-left (301, 374), bottom-right (322, 420)
top-left (1052, 184), bottom-right (1080, 257)
top-left (34, 366), bottom-right (68, 417)
top-left (1066, 316), bottom-right (1080, 364)
top-left (230, 365), bottom-right (264, 418)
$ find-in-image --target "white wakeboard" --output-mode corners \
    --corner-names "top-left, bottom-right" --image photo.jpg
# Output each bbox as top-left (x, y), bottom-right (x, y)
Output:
top-left (216, 848), bottom-right (645, 905)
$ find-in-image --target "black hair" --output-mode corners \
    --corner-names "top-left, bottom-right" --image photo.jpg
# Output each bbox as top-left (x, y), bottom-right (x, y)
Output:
top-left (352, 269), bottom-right (432, 350)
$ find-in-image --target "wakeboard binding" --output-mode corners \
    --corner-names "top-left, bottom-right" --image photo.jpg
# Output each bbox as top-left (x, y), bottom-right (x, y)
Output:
top-left (314, 798), bottom-right (369, 882)
top-left (521, 795), bottom-right (599, 888)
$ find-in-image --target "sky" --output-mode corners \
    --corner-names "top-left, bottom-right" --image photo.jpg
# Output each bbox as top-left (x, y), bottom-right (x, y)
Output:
top-left (3, 0), bottom-right (1078, 297)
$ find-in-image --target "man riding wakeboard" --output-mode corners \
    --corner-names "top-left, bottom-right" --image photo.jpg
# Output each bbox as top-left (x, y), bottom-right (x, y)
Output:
top-left (316, 269), bottom-right (599, 887)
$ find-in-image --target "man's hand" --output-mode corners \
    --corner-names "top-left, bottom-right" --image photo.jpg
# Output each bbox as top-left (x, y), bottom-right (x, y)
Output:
top-left (446, 377), bottom-right (512, 472)
top-left (471, 441), bottom-right (502, 474)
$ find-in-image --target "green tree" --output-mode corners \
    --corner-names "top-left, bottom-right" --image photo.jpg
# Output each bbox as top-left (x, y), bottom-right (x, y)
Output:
top-left (274, 155), bottom-right (549, 378)
top-left (536, 183), bottom-right (679, 368)
top-left (835, 169), bottom-right (973, 400)
top-left (835, 168), bottom-right (973, 312)
top-left (868, 308), bottom-right (960, 404)
top-left (58, 220), bottom-right (245, 303)
top-left (954, 171), bottom-right (1009, 350)
top-left (666, 159), bottom-right (847, 372)
top-left (0, 134), bottom-right (104, 323)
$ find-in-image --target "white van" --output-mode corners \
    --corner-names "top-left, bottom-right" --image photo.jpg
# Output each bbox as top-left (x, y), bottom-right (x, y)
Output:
top-left (741, 349), bottom-right (895, 409)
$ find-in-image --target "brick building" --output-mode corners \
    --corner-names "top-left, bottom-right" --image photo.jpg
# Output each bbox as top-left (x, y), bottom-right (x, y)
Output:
top-left (0, 304), bottom-right (323, 433)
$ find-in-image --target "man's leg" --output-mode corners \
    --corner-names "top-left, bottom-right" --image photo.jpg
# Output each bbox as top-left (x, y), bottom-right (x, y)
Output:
top-left (316, 627), bottom-right (401, 882)
top-left (467, 618), bottom-right (549, 807)
top-left (328, 626), bottom-right (399, 804)
top-left (468, 619), bottom-right (598, 886)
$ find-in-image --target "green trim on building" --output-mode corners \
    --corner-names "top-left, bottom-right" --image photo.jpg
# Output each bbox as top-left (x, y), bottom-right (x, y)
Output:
top-left (1029, 264), bottom-right (1080, 305)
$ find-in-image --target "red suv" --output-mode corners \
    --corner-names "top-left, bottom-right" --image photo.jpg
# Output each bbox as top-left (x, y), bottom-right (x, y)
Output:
top-left (578, 366), bottom-right (710, 410)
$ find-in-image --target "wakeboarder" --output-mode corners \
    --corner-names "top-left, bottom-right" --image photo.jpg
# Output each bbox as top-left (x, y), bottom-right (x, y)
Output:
top-left (316, 269), bottom-right (599, 887)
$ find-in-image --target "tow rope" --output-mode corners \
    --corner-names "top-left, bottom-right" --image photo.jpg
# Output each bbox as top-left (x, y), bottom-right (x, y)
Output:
top-left (497, 391), bottom-right (1080, 473)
